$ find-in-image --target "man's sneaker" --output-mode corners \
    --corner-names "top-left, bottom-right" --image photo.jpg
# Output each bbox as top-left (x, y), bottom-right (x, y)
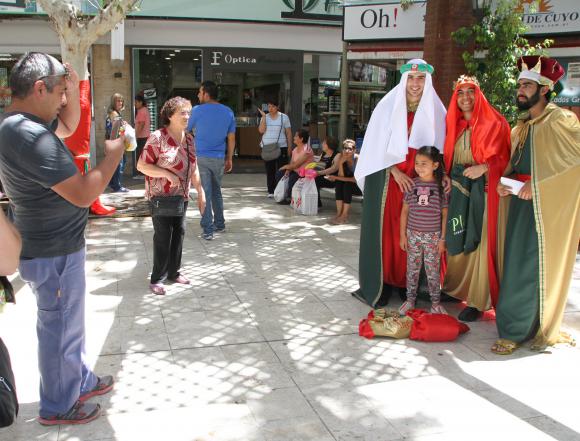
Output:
top-left (38, 401), bottom-right (100, 426)
top-left (202, 232), bottom-right (214, 241)
top-left (79, 375), bottom-right (114, 402)
top-left (214, 227), bottom-right (226, 234)
top-left (267, 193), bottom-right (274, 198)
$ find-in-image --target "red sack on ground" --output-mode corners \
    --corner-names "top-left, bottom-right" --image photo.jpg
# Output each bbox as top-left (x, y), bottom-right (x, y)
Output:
top-left (359, 318), bottom-right (375, 339)
top-left (407, 309), bottom-right (470, 342)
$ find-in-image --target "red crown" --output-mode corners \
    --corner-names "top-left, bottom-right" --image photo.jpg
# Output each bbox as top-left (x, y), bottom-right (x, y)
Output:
top-left (517, 56), bottom-right (565, 84)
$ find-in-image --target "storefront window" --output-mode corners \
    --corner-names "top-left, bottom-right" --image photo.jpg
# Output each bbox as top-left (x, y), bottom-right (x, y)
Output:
top-left (302, 53), bottom-right (341, 147)
top-left (133, 48), bottom-right (202, 131)
top-left (213, 71), bottom-right (291, 123)
top-left (347, 60), bottom-right (397, 141)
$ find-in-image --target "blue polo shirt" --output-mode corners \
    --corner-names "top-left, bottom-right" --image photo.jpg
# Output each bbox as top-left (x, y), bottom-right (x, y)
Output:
top-left (187, 103), bottom-right (236, 158)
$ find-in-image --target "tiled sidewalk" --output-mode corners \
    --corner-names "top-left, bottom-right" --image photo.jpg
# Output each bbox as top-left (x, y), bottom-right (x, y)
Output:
top-left (1, 174), bottom-right (579, 441)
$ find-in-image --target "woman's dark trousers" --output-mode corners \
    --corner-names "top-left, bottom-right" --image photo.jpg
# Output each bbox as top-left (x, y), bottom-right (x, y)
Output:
top-left (264, 157), bottom-right (279, 194)
top-left (150, 202), bottom-right (188, 283)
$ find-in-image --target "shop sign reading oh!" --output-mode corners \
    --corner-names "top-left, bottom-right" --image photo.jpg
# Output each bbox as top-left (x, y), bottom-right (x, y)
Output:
top-left (343, 2), bottom-right (426, 41)
top-left (210, 52), bottom-right (257, 66)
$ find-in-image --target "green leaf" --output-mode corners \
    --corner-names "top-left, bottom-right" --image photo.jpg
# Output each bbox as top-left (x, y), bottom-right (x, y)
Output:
top-left (451, 0), bottom-right (550, 124)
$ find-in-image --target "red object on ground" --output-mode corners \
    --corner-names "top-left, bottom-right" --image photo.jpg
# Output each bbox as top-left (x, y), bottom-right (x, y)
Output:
top-left (359, 318), bottom-right (375, 339)
top-left (90, 198), bottom-right (115, 216)
top-left (407, 309), bottom-right (469, 342)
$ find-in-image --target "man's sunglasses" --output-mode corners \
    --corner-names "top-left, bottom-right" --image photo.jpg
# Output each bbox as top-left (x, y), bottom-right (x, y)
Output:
top-left (35, 66), bottom-right (70, 83)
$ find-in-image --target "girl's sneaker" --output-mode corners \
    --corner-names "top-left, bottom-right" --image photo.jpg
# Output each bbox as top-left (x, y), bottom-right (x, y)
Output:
top-left (398, 300), bottom-right (415, 316)
top-left (430, 303), bottom-right (448, 315)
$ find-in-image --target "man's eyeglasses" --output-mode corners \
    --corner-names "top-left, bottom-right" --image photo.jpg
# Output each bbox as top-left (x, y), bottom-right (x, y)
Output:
top-left (35, 72), bottom-right (70, 84)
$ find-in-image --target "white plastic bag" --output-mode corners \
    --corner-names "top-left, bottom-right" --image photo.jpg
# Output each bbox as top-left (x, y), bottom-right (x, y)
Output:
top-left (274, 175), bottom-right (288, 202)
top-left (291, 178), bottom-right (305, 211)
top-left (300, 178), bottom-right (318, 216)
top-left (123, 123), bottom-right (137, 152)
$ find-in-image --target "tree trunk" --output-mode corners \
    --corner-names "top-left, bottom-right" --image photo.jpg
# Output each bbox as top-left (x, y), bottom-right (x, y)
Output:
top-left (36, 0), bottom-right (140, 214)
top-left (423, 0), bottom-right (475, 104)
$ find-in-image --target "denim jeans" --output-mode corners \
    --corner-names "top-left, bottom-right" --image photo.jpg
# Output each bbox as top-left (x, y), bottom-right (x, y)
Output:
top-left (197, 156), bottom-right (225, 235)
top-left (18, 248), bottom-right (98, 417)
top-left (109, 153), bottom-right (126, 191)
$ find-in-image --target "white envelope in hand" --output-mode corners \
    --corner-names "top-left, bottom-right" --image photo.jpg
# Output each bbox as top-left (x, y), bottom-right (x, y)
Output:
top-left (500, 177), bottom-right (525, 196)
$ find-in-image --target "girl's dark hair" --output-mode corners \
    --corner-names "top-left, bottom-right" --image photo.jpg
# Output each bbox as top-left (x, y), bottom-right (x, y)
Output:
top-left (296, 128), bottom-right (309, 144)
top-left (267, 97), bottom-right (279, 107)
top-left (324, 136), bottom-right (338, 151)
top-left (416, 146), bottom-right (445, 195)
top-left (159, 96), bottom-right (191, 127)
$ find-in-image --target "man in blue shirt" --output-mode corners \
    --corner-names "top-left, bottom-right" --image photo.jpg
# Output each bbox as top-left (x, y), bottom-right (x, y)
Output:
top-left (187, 81), bottom-right (236, 240)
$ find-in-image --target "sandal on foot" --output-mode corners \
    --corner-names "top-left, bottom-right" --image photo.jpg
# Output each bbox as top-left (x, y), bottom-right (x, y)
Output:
top-left (398, 300), bottom-right (415, 316)
top-left (491, 338), bottom-right (518, 355)
top-left (430, 304), bottom-right (448, 315)
top-left (149, 283), bottom-right (166, 295)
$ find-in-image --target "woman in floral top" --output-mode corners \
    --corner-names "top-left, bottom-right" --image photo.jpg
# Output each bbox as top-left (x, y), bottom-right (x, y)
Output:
top-left (137, 97), bottom-right (205, 295)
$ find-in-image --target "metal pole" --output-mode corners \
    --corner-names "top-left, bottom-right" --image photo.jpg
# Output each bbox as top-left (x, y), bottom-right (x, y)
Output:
top-left (339, 40), bottom-right (349, 141)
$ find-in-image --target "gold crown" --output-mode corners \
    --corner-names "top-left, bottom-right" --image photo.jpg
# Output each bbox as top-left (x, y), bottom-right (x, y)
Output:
top-left (453, 75), bottom-right (480, 90)
top-left (520, 57), bottom-right (542, 74)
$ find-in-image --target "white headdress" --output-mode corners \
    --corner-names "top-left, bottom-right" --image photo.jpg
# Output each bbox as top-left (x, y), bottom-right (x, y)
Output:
top-left (355, 59), bottom-right (447, 192)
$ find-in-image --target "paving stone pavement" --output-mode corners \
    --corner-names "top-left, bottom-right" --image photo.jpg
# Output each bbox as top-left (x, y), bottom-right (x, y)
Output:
top-left (1, 173), bottom-right (579, 441)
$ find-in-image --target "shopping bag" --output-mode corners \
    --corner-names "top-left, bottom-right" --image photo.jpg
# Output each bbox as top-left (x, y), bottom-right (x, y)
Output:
top-left (123, 123), bottom-right (138, 152)
top-left (300, 177), bottom-right (318, 216)
top-left (291, 178), bottom-right (305, 211)
top-left (274, 175), bottom-right (288, 202)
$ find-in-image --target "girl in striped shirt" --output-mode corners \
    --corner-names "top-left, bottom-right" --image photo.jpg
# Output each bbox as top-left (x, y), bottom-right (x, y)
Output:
top-left (399, 146), bottom-right (449, 315)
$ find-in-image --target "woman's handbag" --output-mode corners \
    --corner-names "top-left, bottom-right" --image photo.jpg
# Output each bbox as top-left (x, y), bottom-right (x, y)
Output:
top-left (150, 195), bottom-right (186, 217)
top-left (149, 137), bottom-right (191, 217)
top-left (261, 114), bottom-right (284, 162)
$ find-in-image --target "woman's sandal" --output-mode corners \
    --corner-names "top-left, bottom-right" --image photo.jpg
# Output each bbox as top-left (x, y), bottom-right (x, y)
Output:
top-left (491, 338), bottom-right (518, 355)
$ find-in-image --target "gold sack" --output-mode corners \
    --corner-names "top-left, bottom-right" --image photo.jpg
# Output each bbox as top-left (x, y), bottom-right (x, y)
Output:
top-left (369, 310), bottom-right (413, 339)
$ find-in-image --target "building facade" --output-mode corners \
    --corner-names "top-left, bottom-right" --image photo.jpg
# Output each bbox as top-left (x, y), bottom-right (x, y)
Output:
top-left (0, 0), bottom-right (344, 159)
top-left (343, 0), bottom-right (580, 130)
